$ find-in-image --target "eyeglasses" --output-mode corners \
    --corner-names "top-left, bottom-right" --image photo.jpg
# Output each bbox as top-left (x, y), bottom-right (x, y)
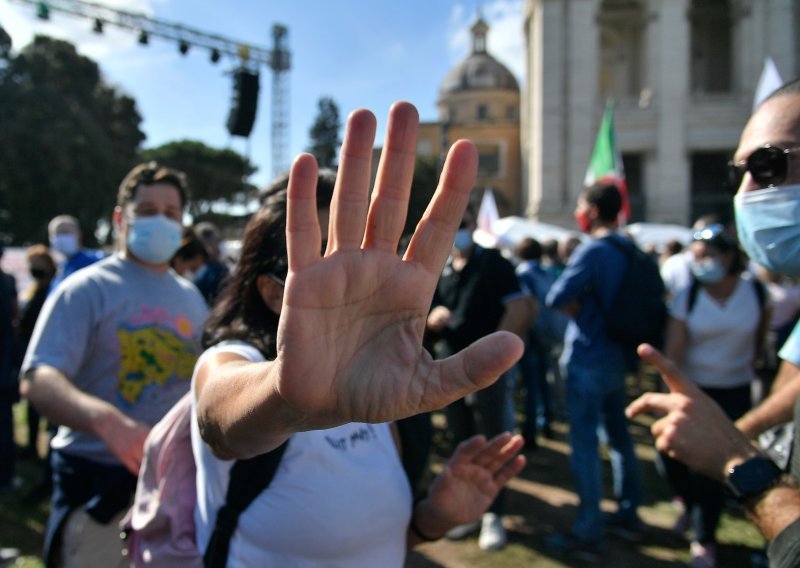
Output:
top-left (728, 144), bottom-right (800, 189)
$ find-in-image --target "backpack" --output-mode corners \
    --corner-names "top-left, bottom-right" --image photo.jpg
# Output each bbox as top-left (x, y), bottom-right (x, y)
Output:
top-left (517, 263), bottom-right (569, 347)
top-left (602, 236), bottom-right (668, 349)
top-left (121, 392), bottom-right (287, 568)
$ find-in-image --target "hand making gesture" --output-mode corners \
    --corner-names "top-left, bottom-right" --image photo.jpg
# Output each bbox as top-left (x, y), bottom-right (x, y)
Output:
top-left (274, 101), bottom-right (523, 431)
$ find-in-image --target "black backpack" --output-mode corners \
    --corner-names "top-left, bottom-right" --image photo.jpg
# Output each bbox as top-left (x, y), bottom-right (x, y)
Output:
top-left (602, 236), bottom-right (668, 350)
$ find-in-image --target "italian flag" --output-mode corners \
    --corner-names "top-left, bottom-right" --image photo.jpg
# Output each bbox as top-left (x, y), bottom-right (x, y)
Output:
top-left (584, 102), bottom-right (631, 224)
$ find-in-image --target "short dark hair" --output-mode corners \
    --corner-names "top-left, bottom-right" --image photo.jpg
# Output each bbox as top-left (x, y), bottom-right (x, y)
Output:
top-left (582, 183), bottom-right (621, 222)
top-left (172, 228), bottom-right (209, 266)
top-left (516, 237), bottom-right (542, 261)
top-left (117, 161), bottom-right (189, 210)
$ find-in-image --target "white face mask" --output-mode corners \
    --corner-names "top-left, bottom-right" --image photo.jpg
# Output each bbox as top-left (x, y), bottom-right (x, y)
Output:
top-left (51, 233), bottom-right (79, 257)
top-left (126, 215), bottom-right (182, 265)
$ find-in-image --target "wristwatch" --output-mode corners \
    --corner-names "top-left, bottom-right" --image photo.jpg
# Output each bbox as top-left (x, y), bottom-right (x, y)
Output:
top-left (724, 455), bottom-right (784, 502)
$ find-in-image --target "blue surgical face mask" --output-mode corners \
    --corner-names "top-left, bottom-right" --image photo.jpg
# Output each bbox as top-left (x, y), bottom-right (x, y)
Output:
top-left (453, 228), bottom-right (473, 251)
top-left (51, 233), bottom-right (79, 257)
top-left (690, 257), bottom-right (725, 284)
top-left (734, 184), bottom-right (800, 278)
top-left (127, 215), bottom-right (182, 265)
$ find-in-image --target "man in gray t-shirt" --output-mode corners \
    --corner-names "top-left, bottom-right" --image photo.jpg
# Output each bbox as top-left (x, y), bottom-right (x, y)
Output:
top-left (21, 162), bottom-right (208, 567)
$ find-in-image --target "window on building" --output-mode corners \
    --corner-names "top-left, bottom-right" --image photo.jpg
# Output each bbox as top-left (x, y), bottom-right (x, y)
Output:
top-left (476, 144), bottom-right (500, 177)
top-left (690, 151), bottom-right (737, 222)
top-left (689, 0), bottom-right (733, 94)
top-left (598, 0), bottom-right (646, 100)
top-left (477, 104), bottom-right (489, 121)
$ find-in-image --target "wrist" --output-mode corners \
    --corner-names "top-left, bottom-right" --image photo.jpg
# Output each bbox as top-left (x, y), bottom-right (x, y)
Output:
top-left (410, 496), bottom-right (450, 542)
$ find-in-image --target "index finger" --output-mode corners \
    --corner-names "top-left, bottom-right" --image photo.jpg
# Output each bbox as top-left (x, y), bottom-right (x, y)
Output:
top-left (637, 343), bottom-right (697, 395)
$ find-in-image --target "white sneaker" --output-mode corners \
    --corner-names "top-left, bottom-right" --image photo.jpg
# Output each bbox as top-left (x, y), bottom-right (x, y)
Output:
top-left (478, 513), bottom-right (507, 551)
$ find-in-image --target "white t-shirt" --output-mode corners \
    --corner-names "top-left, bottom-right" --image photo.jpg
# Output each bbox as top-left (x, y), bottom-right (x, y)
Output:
top-left (191, 341), bottom-right (412, 568)
top-left (669, 277), bottom-right (762, 389)
top-left (660, 250), bottom-right (693, 300)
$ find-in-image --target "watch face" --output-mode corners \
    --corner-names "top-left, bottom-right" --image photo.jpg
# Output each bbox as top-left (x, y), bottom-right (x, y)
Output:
top-left (725, 456), bottom-right (783, 501)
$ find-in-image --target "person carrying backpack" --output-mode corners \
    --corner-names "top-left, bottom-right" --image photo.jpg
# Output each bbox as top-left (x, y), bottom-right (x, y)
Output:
top-left (544, 183), bottom-right (644, 559)
top-left (179, 105), bottom-right (526, 567)
top-left (659, 223), bottom-right (771, 567)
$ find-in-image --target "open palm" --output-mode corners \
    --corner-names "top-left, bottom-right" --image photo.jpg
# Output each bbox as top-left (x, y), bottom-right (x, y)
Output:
top-left (274, 102), bottom-right (523, 430)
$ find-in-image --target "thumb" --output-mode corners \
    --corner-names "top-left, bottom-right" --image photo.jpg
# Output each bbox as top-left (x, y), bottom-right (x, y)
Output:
top-left (637, 343), bottom-right (697, 395)
top-left (432, 331), bottom-right (523, 408)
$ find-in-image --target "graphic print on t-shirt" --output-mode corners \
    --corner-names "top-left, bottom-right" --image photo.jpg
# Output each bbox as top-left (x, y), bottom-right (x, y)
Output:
top-left (117, 305), bottom-right (199, 406)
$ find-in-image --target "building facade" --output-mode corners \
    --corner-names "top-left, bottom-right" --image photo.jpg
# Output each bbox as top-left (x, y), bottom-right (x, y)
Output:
top-left (417, 17), bottom-right (522, 216)
top-left (522, 0), bottom-right (800, 226)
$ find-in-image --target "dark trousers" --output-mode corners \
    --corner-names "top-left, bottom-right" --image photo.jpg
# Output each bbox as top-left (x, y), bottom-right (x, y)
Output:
top-left (446, 376), bottom-right (508, 515)
top-left (661, 384), bottom-right (752, 544)
top-left (0, 387), bottom-right (15, 487)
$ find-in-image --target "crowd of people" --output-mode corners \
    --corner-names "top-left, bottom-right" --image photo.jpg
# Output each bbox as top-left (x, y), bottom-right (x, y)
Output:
top-left (0, 79), bottom-right (799, 567)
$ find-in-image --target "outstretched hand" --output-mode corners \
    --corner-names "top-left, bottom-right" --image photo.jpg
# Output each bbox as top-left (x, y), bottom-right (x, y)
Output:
top-left (424, 433), bottom-right (526, 527)
top-left (274, 102), bottom-right (524, 430)
top-left (626, 344), bottom-right (760, 480)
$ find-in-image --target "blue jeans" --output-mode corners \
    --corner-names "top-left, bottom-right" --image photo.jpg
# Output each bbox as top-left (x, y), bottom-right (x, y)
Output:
top-left (564, 360), bottom-right (642, 541)
top-left (517, 338), bottom-right (553, 438)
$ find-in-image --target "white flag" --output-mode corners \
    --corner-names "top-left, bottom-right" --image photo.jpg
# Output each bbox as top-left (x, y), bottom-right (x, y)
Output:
top-left (753, 57), bottom-right (783, 111)
top-left (477, 188), bottom-right (499, 234)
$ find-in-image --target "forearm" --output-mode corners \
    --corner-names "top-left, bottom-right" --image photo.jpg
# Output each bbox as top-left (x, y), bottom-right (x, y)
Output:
top-left (746, 480), bottom-right (800, 543)
top-left (736, 360), bottom-right (800, 438)
top-left (22, 365), bottom-right (123, 437)
top-left (195, 358), bottom-right (306, 460)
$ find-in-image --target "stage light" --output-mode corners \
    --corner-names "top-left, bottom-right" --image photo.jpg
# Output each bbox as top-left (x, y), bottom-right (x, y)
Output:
top-left (93, 18), bottom-right (103, 34)
top-left (210, 48), bottom-right (221, 64)
top-left (138, 30), bottom-right (149, 45)
top-left (179, 40), bottom-right (190, 55)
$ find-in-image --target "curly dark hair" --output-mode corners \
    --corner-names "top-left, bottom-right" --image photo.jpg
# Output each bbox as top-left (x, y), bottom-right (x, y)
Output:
top-left (202, 170), bottom-right (336, 358)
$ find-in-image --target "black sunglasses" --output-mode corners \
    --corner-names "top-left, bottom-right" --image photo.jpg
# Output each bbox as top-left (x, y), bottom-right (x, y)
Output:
top-left (728, 144), bottom-right (800, 189)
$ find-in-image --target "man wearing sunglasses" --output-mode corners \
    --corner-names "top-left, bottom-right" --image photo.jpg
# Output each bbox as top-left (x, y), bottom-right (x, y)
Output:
top-left (627, 78), bottom-right (800, 567)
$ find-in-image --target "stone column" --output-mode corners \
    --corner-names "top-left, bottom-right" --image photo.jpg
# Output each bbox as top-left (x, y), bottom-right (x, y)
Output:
top-left (652, 0), bottom-right (690, 223)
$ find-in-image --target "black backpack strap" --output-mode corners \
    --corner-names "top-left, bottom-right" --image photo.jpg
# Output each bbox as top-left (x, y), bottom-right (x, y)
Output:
top-left (752, 277), bottom-right (767, 310)
top-left (687, 277), bottom-right (700, 313)
top-left (203, 440), bottom-right (289, 568)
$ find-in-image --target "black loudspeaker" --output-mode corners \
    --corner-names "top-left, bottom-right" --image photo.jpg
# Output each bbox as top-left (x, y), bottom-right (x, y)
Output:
top-left (226, 69), bottom-right (260, 137)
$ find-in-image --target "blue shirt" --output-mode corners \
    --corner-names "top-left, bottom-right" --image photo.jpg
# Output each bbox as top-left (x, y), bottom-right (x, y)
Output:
top-left (778, 320), bottom-right (800, 367)
top-left (51, 249), bottom-right (106, 292)
top-left (546, 233), bottom-right (628, 367)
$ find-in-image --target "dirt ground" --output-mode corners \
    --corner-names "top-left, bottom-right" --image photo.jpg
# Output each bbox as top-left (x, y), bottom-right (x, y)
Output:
top-left (404, 400), bottom-right (765, 567)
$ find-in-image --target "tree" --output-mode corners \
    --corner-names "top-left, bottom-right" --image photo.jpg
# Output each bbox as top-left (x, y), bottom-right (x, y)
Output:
top-left (140, 140), bottom-right (258, 220)
top-left (0, 36), bottom-right (145, 246)
top-left (307, 97), bottom-right (341, 168)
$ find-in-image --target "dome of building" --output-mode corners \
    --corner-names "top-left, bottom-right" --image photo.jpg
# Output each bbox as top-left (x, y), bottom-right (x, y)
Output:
top-left (439, 18), bottom-right (520, 96)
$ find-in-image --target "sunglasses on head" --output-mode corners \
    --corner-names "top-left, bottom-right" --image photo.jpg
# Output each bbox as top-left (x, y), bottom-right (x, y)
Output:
top-left (692, 224), bottom-right (725, 242)
top-left (728, 144), bottom-right (800, 189)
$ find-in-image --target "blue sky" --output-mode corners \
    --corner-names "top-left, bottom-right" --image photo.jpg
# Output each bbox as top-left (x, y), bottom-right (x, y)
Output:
top-left (1, 0), bottom-right (525, 188)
